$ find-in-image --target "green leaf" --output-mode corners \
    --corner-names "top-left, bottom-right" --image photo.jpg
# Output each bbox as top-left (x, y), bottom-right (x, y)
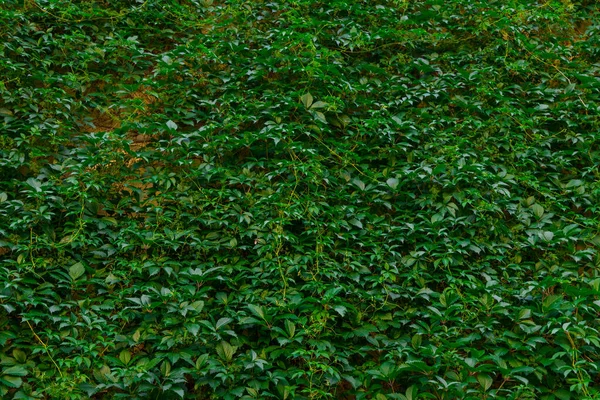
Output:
top-left (310, 101), bottom-right (327, 109)
top-left (531, 204), bottom-right (544, 218)
top-left (405, 386), bottom-right (417, 400)
top-left (477, 373), bottom-right (493, 391)
top-left (333, 305), bottom-right (347, 316)
top-left (540, 231), bottom-right (554, 242)
top-left (69, 262), bottom-right (85, 281)
top-left (102, 217), bottom-right (118, 226)
top-left (564, 83), bottom-right (576, 94)
top-left (12, 349), bottom-right (26, 363)
top-left (431, 213), bottom-right (443, 223)
top-left (205, 232), bottom-right (220, 240)
top-left (555, 389), bottom-right (571, 400)
top-left (2, 366), bottom-right (27, 377)
top-left (338, 114), bottom-right (351, 127)
top-left (313, 111), bottom-right (327, 123)
top-left (119, 350), bottom-right (131, 366)
top-left (216, 341), bottom-right (236, 362)
top-left (0, 375), bottom-right (22, 388)
top-left (215, 317), bottom-right (233, 330)
top-left (25, 178), bottom-right (42, 193)
top-left (380, 361), bottom-right (397, 378)
top-left (191, 300), bottom-right (204, 313)
top-left (411, 334), bottom-right (422, 349)
top-left (349, 219), bottom-right (363, 229)
top-left (160, 361), bottom-right (171, 376)
top-left (386, 178), bottom-right (399, 189)
top-left (352, 179), bottom-right (365, 191)
top-left (542, 295), bottom-right (562, 312)
top-left (93, 366), bottom-right (111, 383)
top-left (1, 304), bottom-right (15, 314)
top-left (284, 320), bottom-right (295, 338)
top-left (247, 304), bottom-right (265, 320)
top-left (166, 120), bottom-right (178, 130)
top-left (185, 323), bottom-right (200, 336)
top-left (518, 309), bottom-right (531, 320)
top-left (300, 93), bottom-right (313, 108)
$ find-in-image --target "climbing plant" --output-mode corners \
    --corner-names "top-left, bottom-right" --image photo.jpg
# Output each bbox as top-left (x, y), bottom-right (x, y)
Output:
top-left (1, 0), bottom-right (599, 398)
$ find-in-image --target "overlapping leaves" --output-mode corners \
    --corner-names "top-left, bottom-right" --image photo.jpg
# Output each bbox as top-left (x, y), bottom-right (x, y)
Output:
top-left (1, 0), bottom-right (599, 398)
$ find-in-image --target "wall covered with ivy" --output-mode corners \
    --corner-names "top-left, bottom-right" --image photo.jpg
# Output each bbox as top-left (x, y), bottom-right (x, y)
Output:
top-left (1, 0), bottom-right (599, 398)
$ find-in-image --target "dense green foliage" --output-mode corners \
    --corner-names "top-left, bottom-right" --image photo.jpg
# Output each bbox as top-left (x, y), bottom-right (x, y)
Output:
top-left (1, 0), bottom-right (600, 398)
